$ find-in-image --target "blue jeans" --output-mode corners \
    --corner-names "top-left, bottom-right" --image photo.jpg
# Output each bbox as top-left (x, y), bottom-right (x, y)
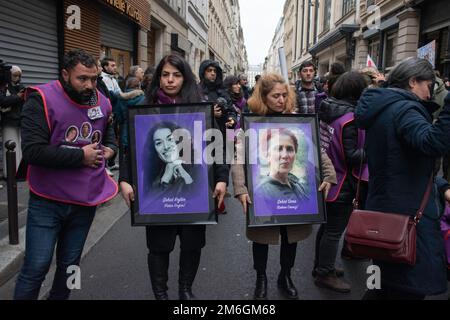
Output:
top-left (14, 194), bottom-right (96, 300)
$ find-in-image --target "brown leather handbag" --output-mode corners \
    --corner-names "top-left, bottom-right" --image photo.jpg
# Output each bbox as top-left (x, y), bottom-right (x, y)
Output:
top-left (344, 163), bottom-right (433, 266)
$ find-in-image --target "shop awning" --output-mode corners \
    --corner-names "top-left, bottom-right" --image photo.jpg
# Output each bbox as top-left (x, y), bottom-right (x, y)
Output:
top-left (309, 24), bottom-right (359, 56)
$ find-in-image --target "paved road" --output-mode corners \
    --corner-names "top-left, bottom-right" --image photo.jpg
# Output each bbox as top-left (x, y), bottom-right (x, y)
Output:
top-left (70, 195), bottom-right (378, 301)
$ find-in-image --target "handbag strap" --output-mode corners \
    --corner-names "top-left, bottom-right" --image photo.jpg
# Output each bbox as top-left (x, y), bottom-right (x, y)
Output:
top-left (414, 174), bottom-right (434, 225)
top-left (353, 151), bottom-right (433, 225)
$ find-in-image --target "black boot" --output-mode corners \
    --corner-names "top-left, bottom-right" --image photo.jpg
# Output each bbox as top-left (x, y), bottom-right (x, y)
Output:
top-left (148, 253), bottom-right (170, 300)
top-left (254, 271), bottom-right (267, 300)
top-left (277, 269), bottom-right (298, 300)
top-left (178, 250), bottom-right (201, 300)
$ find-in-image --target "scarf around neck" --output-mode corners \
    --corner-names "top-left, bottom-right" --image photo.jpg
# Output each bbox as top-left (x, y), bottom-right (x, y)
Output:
top-left (156, 88), bottom-right (180, 105)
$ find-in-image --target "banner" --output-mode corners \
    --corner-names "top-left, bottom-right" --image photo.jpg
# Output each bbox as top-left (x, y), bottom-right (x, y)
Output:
top-left (417, 41), bottom-right (436, 68)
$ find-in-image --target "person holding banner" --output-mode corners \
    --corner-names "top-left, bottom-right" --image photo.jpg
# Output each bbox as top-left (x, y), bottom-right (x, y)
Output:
top-left (231, 73), bottom-right (336, 300)
top-left (119, 54), bottom-right (229, 301)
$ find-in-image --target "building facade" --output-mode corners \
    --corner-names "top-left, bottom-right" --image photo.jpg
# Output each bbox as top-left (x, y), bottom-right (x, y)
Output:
top-left (0, 0), bottom-right (248, 85)
top-left (264, 18), bottom-right (285, 74)
top-left (149, 0), bottom-right (189, 68)
top-left (0, 0), bottom-right (151, 84)
top-left (247, 64), bottom-right (263, 88)
top-left (208, 0), bottom-right (247, 76)
top-left (186, 0), bottom-right (208, 78)
top-left (231, 1), bottom-right (248, 75)
top-left (283, 0), bottom-right (297, 82)
top-left (271, 0), bottom-right (450, 79)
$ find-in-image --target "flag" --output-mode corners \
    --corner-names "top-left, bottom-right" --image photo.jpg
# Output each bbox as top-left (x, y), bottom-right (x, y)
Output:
top-left (367, 55), bottom-right (378, 70)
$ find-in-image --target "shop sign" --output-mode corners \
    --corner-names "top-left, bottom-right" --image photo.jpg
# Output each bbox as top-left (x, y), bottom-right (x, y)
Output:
top-left (102, 0), bottom-right (143, 24)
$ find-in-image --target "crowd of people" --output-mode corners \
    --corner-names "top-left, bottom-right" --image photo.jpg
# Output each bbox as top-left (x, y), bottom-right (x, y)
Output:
top-left (1, 47), bottom-right (449, 301)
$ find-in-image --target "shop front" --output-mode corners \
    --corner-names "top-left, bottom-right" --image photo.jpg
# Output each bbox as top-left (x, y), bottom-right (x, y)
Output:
top-left (417, 0), bottom-right (450, 78)
top-left (309, 24), bottom-right (359, 74)
top-left (0, 0), bottom-right (60, 85)
top-left (64, 0), bottom-right (150, 77)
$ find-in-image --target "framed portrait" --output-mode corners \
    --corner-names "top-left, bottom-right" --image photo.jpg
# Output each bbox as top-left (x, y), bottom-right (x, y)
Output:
top-left (128, 103), bottom-right (216, 226)
top-left (242, 114), bottom-right (326, 227)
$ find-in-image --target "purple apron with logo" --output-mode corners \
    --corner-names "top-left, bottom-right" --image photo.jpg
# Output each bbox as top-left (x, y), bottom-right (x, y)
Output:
top-left (320, 112), bottom-right (369, 202)
top-left (27, 80), bottom-right (118, 206)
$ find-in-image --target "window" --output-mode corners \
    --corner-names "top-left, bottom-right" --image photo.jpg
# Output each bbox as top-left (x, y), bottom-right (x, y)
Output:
top-left (343, 0), bottom-right (356, 16)
top-left (368, 38), bottom-right (380, 68)
top-left (367, 0), bottom-right (375, 7)
top-left (323, 0), bottom-right (331, 32)
top-left (384, 30), bottom-right (398, 70)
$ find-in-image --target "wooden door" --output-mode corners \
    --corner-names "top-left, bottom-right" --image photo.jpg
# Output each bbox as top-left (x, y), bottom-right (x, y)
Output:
top-left (110, 48), bottom-right (131, 78)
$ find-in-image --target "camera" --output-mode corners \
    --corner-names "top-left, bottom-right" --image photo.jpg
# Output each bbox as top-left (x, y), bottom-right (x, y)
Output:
top-left (0, 59), bottom-right (12, 86)
top-left (216, 97), bottom-right (228, 113)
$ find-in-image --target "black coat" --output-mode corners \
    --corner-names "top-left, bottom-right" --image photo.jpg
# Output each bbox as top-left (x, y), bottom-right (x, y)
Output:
top-left (0, 83), bottom-right (24, 127)
top-left (356, 87), bottom-right (450, 296)
top-left (319, 97), bottom-right (365, 204)
top-left (198, 60), bottom-right (237, 129)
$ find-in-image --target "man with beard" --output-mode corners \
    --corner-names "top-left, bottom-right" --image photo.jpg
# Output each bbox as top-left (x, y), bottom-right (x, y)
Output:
top-left (295, 61), bottom-right (321, 114)
top-left (14, 49), bottom-right (118, 300)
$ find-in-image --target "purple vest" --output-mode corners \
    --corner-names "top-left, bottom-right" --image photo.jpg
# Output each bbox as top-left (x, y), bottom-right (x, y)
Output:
top-left (27, 81), bottom-right (118, 206)
top-left (320, 112), bottom-right (369, 202)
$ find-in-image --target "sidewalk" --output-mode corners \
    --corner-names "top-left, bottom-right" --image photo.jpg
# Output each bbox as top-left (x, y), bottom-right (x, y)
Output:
top-left (0, 171), bottom-right (128, 297)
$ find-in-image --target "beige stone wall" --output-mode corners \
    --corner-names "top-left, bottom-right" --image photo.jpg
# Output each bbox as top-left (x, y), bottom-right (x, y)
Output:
top-left (151, 0), bottom-right (189, 63)
top-left (279, 0), bottom-right (422, 77)
top-left (396, 8), bottom-right (420, 63)
top-left (208, 0), bottom-right (233, 73)
top-left (283, 0), bottom-right (296, 80)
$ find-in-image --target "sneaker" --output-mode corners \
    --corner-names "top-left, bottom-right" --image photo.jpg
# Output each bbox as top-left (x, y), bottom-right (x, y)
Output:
top-left (314, 271), bottom-right (351, 293)
top-left (106, 168), bottom-right (114, 177)
top-left (109, 164), bottom-right (120, 171)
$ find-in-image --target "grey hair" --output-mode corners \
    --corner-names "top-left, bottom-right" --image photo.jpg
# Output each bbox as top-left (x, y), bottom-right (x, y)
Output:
top-left (238, 74), bottom-right (247, 80)
top-left (11, 66), bottom-right (22, 74)
top-left (128, 65), bottom-right (141, 77)
top-left (126, 76), bottom-right (140, 89)
top-left (387, 58), bottom-right (435, 90)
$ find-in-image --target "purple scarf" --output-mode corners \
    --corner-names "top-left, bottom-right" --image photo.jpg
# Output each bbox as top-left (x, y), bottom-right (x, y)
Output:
top-left (234, 97), bottom-right (247, 111)
top-left (156, 89), bottom-right (180, 105)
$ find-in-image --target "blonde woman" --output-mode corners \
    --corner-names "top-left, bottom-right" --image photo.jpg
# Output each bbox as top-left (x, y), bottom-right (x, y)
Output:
top-left (231, 73), bottom-right (336, 300)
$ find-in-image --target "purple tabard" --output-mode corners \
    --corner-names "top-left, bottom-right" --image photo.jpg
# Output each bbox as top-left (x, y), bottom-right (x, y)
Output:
top-left (320, 112), bottom-right (368, 202)
top-left (27, 80), bottom-right (118, 206)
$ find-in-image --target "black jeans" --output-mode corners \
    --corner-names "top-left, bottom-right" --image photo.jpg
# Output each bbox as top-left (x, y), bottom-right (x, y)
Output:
top-left (253, 226), bottom-right (297, 273)
top-left (314, 202), bottom-right (353, 275)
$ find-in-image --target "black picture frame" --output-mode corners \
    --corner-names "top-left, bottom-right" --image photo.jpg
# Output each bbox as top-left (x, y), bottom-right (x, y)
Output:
top-left (128, 103), bottom-right (217, 226)
top-left (242, 113), bottom-right (327, 227)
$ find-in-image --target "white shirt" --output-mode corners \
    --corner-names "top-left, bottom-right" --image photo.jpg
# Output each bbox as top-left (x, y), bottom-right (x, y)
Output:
top-left (101, 72), bottom-right (122, 95)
